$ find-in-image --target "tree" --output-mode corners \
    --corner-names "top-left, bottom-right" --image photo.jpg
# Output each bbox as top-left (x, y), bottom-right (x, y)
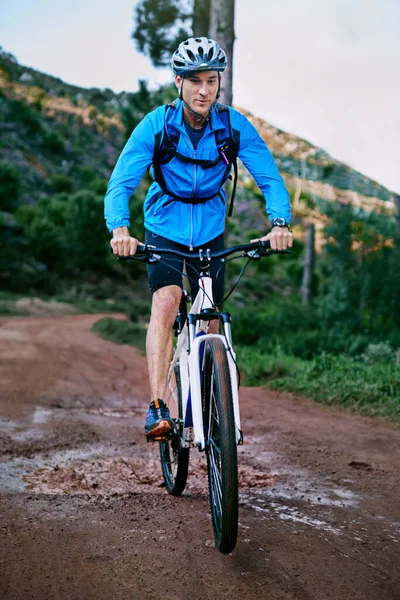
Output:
top-left (132, 0), bottom-right (210, 67)
top-left (131, 0), bottom-right (235, 105)
top-left (0, 161), bottom-right (21, 212)
top-left (209, 0), bottom-right (235, 105)
top-left (120, 80), bottom-right (176, 138)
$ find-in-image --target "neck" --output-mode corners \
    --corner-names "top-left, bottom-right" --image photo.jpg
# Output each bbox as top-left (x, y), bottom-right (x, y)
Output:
top-left (182, 103), bottom-right (208, 129)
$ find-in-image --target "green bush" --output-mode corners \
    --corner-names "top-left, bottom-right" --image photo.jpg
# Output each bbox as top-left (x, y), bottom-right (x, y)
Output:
top-left (0, 161), bottom-right (21, 211)
top-left (28, 86), bottom-right (47, 109)
top-left (85, 177), bottom-right (107, 196)
top-left (236, 345), bottom-right (400, 419)
top-left (49, 174), bottom-right (73, 193)
top-left (64, 190), bottom-right (110, 271)
top-left (7, 99), bottom-right (43, 134)
top-left (77, 166), bottom-right (97, 185)
top-left (42, 132), bottom-right (65, 153)
top-left (361, 342), bottom-right (396, 363)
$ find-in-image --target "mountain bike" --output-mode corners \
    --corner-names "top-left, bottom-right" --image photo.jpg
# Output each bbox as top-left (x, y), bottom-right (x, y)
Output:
top-left (120, 240), bottom-right (288, 553)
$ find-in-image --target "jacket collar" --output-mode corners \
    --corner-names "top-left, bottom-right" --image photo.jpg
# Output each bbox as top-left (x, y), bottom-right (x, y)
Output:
top-left (169, 98), bottom-right (226, 133)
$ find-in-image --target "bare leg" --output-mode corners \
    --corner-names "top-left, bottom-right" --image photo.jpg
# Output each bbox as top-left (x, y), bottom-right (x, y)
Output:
top-left (146, 285), bottom-right (182, 400)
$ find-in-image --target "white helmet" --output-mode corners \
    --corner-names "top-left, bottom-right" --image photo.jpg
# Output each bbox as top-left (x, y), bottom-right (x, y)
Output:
top-left (171, 37), bottom-right (227, 75)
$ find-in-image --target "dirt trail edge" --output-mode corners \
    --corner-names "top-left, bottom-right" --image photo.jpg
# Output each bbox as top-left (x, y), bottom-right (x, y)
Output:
top-left (1, 314), bottom-right (399, 600)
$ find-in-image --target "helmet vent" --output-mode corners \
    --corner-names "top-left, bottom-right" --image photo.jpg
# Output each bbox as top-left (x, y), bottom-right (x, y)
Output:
top-left (171, 37), bottom-right (227, 75)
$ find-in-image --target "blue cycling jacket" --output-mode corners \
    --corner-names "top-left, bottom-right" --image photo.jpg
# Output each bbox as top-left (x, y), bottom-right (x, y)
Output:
top-left (104, 99), bottom-right (291, 248)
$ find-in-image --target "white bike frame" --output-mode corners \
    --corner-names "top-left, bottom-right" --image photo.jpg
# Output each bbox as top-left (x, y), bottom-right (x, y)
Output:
top-left (168, 275), bottom-right (242, 451)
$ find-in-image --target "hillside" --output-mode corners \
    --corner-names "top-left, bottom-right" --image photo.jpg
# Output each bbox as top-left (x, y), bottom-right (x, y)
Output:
top-left (1, 47), bottom-right (399, 417)
top-left (0, 46), bottom-right (396, 218)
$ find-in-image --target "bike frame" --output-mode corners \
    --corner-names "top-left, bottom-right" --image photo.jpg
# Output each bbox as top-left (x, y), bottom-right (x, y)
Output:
top-left (115, 241), bottom-right (288, 451)
top-left (169, 274), bottom-right (241, 451)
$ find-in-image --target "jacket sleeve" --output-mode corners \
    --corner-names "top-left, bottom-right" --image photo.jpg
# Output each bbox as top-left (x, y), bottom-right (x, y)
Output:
top-left (104, 112), bottom-right (157, 232)
top-left (232, 110), bottom-right (291, 223)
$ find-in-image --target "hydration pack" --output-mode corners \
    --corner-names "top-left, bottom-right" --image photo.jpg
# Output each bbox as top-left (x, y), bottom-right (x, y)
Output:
top-left (152, 102), bottom-right (240, 216)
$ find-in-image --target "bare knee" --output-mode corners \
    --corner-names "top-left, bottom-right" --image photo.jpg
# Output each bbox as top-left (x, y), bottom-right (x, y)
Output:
top-left (151, 285), bottom-right (181, 325)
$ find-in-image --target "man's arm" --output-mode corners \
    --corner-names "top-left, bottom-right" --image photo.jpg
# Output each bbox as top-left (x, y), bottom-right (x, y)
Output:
top-left (104, 110), bottom-right (161, 253)
top-left (231, 110), bottom-right (293, 250)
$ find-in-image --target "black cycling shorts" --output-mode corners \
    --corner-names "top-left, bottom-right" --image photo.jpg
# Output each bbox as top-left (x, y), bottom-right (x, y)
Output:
top-left (145, 229), bottom-right (225, 306)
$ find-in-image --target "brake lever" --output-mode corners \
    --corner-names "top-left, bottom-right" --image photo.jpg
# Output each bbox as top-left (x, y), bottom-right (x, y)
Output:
top-left (109, 244), bottom-right (161, 264)
top-left (244, 247), bottom-right (291, 260)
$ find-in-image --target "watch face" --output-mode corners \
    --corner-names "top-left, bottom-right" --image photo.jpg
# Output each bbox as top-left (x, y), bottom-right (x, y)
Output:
top-left (272, 218), bottom-right (288, 227)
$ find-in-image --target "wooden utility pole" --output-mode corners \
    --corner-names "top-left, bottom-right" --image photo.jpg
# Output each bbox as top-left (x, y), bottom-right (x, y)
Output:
top-left (301, 223), bottom-right (315, 305)
top-left (209, 0), bottom-right (235, 105)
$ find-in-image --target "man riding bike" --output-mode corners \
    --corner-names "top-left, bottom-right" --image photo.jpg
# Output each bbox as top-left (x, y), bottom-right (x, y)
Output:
top-left (104, 37), bottom-right (293, 441)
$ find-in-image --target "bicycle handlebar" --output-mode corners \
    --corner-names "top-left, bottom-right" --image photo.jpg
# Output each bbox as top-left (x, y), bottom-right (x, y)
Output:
top-left (112, 240), bottom-right (290, 264)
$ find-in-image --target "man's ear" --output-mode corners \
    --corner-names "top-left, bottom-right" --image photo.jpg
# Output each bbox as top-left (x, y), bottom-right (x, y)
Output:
top-left (175, 75), bottom-right (182, 90)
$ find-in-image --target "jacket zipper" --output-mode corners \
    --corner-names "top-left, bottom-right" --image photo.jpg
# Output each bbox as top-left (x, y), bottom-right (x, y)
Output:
top-left (189, 204), bottom-right (194, 251)
top-left (189, 146), bottom-right (196, 251)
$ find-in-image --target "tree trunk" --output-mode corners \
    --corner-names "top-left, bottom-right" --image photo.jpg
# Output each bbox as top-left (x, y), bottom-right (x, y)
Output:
top-left (301, 223), bottom-right (315, 305)
top-left (209, 0), bottom-right (235, 106)
top-left (193, 0), bottom-right (211, 37)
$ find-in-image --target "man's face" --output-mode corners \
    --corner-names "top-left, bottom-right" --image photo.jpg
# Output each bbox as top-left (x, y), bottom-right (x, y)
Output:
top-left (175, 70), bottom-right (220, 117)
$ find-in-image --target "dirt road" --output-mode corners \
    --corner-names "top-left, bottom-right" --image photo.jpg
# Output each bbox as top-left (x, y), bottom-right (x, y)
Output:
top-left (1, 314), bottom-right (399, 600)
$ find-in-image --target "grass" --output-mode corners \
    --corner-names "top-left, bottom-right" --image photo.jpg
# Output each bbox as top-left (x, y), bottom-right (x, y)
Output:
top-left (0, 291), bottom-right (132, 317)
top-left (91, 317), bottom-right (147, 352)
top-left (236, 345), bottom-right (400, 420)
top-left (4, 289), bottom-right (396, 421)
top-left (0, 292), bottom-right (30, 316)
top-left (91, 316), bottom-right (400, 421)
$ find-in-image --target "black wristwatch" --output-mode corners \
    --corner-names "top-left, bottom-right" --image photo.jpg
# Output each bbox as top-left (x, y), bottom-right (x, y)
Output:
top-left (270, 217), bottom-right (291, 230)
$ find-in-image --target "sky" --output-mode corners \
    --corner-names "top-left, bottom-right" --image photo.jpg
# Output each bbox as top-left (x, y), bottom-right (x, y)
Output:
top-left (1, 0), bottom-right (399, 193)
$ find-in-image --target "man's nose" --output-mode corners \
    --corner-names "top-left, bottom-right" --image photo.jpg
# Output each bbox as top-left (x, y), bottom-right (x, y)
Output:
top-left (199, 82), bottom-right (208, 96)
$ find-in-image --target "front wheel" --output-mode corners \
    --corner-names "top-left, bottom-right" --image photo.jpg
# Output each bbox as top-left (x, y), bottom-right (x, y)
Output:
top-left (159, 364), bottom-right (189, 496)
top-left (202, 338), bottom-right (238, 553)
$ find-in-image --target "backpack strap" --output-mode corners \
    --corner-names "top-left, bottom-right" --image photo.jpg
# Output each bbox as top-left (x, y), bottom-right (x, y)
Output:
top-left (215, 105), bottom-right (240, 216)
top-left (151, 102), bottom-right (241, 213)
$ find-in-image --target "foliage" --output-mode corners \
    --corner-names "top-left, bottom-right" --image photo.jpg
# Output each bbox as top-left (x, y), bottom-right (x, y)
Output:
top-left (120, 80), bottom-right (176, 137)
top-left (85, 177), bottom-right (108, 196)
top-left (91, 317), bottom-right (147, 351)
top-left (132, 0), bottom-right (211, 67)
top-left (132, 0), bottom-right (192, 67)
top-left (6, 99), bottom-right (43, 134)
top-left (49, 174), bottom-right (74, 193)
top-left (42, 131), bottom-right (65, 154)
top-left (0, 161), bottom-right (21, 211)
top-left (64, 190), bottom-right (111, 272)
top-left (236, 346), bottom-right (400, 420)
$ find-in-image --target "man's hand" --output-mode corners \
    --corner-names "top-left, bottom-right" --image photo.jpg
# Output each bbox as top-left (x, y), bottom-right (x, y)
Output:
top-left (251, 227), bottom-right (293, 251)
top-left (111, 226), bottom-right (143, 256)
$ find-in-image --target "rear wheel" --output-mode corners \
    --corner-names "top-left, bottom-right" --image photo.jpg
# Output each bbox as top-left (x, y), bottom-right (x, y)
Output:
top-left (159, 364), bottom-right (189, 496)
top-left (202, 338), bottom-right (238, 553)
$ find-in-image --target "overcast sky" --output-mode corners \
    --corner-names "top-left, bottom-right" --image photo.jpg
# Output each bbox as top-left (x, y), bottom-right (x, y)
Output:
top-left (1, 0), bottom-right (399, 193)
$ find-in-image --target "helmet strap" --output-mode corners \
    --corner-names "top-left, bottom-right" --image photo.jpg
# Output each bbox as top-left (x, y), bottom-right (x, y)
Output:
top-left (180, 76), bottom-right (210, 124)
top-left (216, 73), bottom-right (221, 100)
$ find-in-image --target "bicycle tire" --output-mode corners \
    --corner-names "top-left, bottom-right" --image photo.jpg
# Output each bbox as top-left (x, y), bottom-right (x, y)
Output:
top-left (202, 338), bottom-right (238, 553)
top-left (159, 364), bottom-right (190, 496)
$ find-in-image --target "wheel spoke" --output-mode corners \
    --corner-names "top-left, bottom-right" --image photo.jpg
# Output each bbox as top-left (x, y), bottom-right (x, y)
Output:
top-left (203, 338), bottom-right (238, 553)
top-left (159, 363), bottom-right (189, 496)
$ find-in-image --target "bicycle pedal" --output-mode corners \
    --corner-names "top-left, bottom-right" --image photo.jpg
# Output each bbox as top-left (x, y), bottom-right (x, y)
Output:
top-left (145, 432), bottom-right (173, 443)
